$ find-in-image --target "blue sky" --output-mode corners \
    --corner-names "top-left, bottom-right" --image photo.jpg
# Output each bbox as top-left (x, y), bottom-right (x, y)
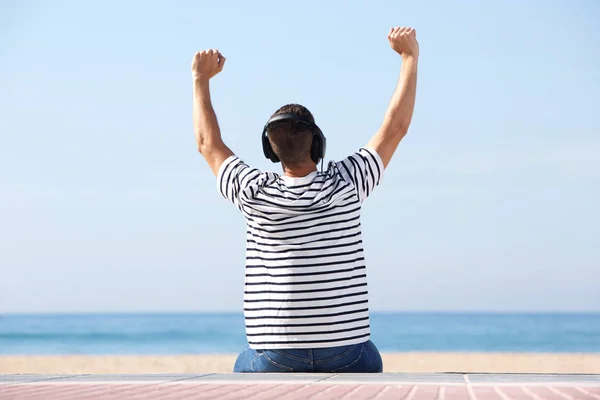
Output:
top-left (1, 0), bottom-right (599, 313)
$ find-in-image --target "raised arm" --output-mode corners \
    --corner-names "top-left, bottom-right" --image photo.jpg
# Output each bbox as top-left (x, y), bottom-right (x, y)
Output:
top-left (192, 49), bottom-right (234, 176)
top-left (367, 27), bottom-right (419, 169)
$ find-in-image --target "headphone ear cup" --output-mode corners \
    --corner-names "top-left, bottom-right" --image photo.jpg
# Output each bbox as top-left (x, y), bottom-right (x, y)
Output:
top-left (314, 137), bottom-right (322, 164)
top-left (310, 126), bottom-right (326, 164)
top-left (262, 130), bottom-right (280, 163)
top-left (319, 133), bottom-right (326, 161)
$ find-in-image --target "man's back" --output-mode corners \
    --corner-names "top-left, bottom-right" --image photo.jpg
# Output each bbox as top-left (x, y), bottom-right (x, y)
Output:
top-left (218, 147), bottom-right (383, 349)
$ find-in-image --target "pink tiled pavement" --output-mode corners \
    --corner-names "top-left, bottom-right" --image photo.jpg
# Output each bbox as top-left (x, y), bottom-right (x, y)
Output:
top-left (3, 383), bottom-right (600, 399)
top-left (1, 374), bottom-right (599, 400)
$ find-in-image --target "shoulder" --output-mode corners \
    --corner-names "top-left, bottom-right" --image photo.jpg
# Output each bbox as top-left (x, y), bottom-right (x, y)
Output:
top-left (332, 147), bottom-right (384, 179)
top-left (340, 147), bottom-right (383, 168)
top-left (217, 155), bottom-right (279, 187)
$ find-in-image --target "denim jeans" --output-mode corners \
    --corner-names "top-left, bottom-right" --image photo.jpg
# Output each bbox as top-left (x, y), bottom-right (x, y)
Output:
top-left (233, 340), bottom-right (383, 373)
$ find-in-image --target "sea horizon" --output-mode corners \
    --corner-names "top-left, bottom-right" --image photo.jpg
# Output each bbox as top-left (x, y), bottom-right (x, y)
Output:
top-left (3, 310), bottom-right (600, 316)
top-left (1, 312), bottom-right (599, 355)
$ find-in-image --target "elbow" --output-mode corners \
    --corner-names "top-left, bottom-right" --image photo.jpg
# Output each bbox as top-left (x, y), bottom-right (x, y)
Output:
top-left (383, 121), bottom-right (409, 140)
top-left (393, 116), bottom-right (412, 139)
top-left (396, 123), bottom-right (410, 138)
top-left (381, 114), bottom-right (411, 139)
top-left (197, 145), bottom-right (211, 156)
top-left (196, 135), bottom-right (208, 154)
top-left (395, 115), bottom-right (412, 135)
top-left (197, 137), bottom-right (224, 156)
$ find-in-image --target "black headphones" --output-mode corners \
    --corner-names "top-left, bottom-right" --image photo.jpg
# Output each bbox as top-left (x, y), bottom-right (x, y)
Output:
top-left (261, 113), bottom-right (327, 164)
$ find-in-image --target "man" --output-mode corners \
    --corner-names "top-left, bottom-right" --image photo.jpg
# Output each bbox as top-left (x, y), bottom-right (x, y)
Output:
top-left (191, 26), bottom-right (419, 373)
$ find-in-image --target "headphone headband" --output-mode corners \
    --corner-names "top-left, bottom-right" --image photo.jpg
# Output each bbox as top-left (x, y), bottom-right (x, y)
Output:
top-left (261, 113), bottom-right (327, 165)
top-left (264, 113), bottom-right (315, 130)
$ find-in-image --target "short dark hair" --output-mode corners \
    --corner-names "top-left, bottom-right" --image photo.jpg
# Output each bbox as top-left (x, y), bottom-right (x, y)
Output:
top-left (267, 104), bottom-right (315, 165)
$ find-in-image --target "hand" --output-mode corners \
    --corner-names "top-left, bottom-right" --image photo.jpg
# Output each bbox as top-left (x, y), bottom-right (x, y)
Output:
top-left (192, 49), bottom-right (226, 82)
top-left (388, 27), bottom-right (419, 58)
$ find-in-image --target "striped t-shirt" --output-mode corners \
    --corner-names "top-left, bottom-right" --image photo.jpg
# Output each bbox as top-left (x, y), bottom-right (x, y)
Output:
top-left (217, 147), bottom-right (384, 349)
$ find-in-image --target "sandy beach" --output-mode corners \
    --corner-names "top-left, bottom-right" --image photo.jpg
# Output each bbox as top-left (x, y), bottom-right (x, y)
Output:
top-left (1, 353), bottom-right (599, 375)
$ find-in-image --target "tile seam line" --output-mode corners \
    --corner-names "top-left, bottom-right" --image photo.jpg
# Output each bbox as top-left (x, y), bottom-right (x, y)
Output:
top-left (315, 373), bottom-right (339, 383)
top-left (0, 374), bottom-right (93, 386)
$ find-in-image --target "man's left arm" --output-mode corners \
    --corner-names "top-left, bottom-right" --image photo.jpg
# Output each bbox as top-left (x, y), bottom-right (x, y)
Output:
top-left (366, 27), bottom-right (419, 169)
top-left (192, 49), bottom-right (234, 176)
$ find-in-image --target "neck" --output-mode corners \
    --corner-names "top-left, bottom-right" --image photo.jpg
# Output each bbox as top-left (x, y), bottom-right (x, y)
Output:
top-left (281, 161), bottom-right (318, 178)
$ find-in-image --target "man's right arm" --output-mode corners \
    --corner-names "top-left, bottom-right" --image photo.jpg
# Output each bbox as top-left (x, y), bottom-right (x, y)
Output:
top-left (367, 27), bottom-right (419, 169)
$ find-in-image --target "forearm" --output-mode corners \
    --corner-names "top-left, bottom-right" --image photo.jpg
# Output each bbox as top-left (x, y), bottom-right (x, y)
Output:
top-left (380, 55), bottom-right (418, 139)
top-left (367, 55), bottom-right (418, 167)
top-left (193, 78), bottom-right (223, 153)
top-left (192, 77), bottom-right (233, 176)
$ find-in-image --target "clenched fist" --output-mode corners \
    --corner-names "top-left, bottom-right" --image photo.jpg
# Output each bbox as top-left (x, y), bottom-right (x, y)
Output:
top-left (192, 49), bottom-right (226, 82)
top-left (388, 27), bottom-right (419, 58)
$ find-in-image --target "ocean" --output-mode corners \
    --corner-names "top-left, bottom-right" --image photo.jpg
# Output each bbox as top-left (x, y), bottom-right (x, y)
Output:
top-left (1, 313), bottom-right (599, 355)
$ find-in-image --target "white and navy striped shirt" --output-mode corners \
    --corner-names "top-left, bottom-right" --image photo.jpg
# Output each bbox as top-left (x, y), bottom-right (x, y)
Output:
top-left (217, 147), bottom-right (384, 349)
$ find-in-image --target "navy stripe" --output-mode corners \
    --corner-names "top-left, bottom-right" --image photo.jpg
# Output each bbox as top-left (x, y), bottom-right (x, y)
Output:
top-left (244, 274), bottom-right (366, 286)
top-left (245, 202), bottom-right (360, 227)
top-left (247, 223), bottom-right (361, 242)
top-left (219, 158), bottom-right (241, 200)
top-left (357, 152), bottom-right (374, 198)
top-left (244, 308), bottom-right (368, 320)
top-left (325, 180), bottom-right (353, 202)
top-left (243, 196), bottom-right (359, 223)
top-left (245, 316), bottom-right (369, 328)
top-left (348, 156), bottom-right (366, 197)
top-left (247, 333), bottom-right (370, 345)
top-left (244, 291), bottom-right (368, 303)
top-left (244, 299), bottom-right (368, 312)
top-left (246, 232), bottom-right (362, 249)
top-left (245, 192), bottom-right (356, 212)
top-left (246, 239), bottom-right (362, 254)
top-left (262, 178), bottom-right (338, 199)
top-left (249, 195), bottom-right (330, 211)
top-left (280, 176), bottom-right (328, 189)
top-left (246, 215), bottom-right (360, 235)
top-left (246, 257), bottom-right (365, 270)
top-left (247, 248), bottom-right (363, 262)
top-left (245, 265), bottom-right (365, 278)
top-left (244, 283), bottom-right (367, 295)
top-left (340, 160), bottom-right (353, 184)
top-left (246, 324), bottom-right (370, 337)
top-left (362, 148), bottom-right (381, 185)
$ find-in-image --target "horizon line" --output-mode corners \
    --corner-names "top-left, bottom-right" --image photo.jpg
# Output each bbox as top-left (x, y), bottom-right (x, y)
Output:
top-left (2, 310), bottom-right (599, 317)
